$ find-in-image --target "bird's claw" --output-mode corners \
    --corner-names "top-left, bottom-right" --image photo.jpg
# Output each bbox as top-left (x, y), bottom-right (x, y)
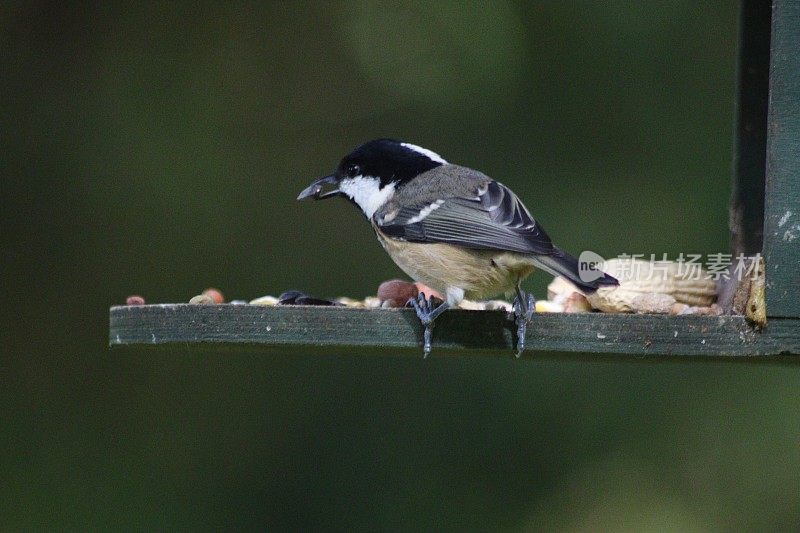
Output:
top-left (408, 292), bottom-right (447, 358)
top-left (512, 291), bottom-right (536, 357)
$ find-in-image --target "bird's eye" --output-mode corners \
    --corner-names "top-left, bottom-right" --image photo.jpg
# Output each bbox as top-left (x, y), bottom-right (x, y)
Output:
top-left (346, 164), bottom-right (361, 177)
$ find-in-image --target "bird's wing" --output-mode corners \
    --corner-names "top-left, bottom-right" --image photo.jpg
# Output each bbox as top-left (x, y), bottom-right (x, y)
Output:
top-left (376, 180), bottom-right (554, 255)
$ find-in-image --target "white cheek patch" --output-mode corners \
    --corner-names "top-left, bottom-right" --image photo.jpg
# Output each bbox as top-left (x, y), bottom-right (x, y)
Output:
top-left (400, 143), bottom-right (448, 165)
top-left (339, 176), bottom-right (397, 219)
top-left (407, 199), bottom-right (445, 224)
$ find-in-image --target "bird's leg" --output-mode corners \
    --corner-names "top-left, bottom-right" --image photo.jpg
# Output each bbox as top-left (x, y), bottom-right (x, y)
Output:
top-left (512, 284), bottom-right (536, 357)
top-left (408, 292), bottom-right (449, 358)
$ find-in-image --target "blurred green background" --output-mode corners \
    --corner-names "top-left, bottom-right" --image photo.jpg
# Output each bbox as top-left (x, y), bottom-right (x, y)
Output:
top-left (4, 1), bottom-right (799, 530)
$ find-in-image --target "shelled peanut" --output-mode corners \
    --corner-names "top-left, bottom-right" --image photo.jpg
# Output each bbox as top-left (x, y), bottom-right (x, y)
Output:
top-left (548, 258), bottom-right (718, 314)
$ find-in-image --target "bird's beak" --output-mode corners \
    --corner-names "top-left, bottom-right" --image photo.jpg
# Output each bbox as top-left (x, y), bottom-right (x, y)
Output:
top-left (297, 174), bottom-right (341, 201)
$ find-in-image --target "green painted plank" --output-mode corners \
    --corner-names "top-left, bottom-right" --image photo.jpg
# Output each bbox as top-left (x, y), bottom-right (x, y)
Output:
top-left (109, 305), bottom-right (800, 360)
top-left (764, 0), bottom-right (800, 317)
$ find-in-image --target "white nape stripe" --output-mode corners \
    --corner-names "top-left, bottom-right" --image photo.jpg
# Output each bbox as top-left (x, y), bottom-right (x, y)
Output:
top-left (400, 143), bottom-right (448, 164)
top-left (407, 199), bottom-right (444, 224)
top-left (339, 175), bottom-right (396, 219)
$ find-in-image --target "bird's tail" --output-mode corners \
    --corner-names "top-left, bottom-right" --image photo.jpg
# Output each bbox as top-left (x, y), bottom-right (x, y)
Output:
top-left (531, 248), bottom-right (618, 294)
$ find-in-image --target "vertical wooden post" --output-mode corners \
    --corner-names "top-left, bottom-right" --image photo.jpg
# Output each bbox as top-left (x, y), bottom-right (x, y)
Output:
top-left (730, 0), bottom-right (770, 257)
top-left (721, 0), bottom-right (771, 313)
top-left (764, 0), bottom-right (800, 317)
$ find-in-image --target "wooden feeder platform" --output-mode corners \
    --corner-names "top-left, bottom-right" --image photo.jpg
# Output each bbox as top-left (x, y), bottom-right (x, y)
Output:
top-left (109, 1), bottom-right (800, 362)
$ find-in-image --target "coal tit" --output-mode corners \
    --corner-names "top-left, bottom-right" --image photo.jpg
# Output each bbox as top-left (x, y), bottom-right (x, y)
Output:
top-left (298, 139), bottom-right (618, 356)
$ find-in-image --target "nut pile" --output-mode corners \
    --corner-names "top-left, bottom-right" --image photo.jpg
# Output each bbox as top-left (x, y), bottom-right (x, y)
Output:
top-left (547, 259), bottom-right (721, 315)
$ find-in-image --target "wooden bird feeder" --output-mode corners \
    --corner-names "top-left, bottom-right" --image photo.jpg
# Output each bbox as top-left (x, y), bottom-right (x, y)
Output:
top-left (110, 0), bottom-right (800, 361)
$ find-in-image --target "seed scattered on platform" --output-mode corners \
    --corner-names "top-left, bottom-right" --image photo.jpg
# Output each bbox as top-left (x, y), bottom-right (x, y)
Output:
top-left (563, 292), bottom-right (591, 313)
top-left (250, 295), bottom-right (279, 306)
top-left (377, 280), bottom-right (418, 308)
top-left (535, 300), bottom-right (564, 313)
top-left (276, 290), bottom-right (341, 306)
top-left (202, 288), bottom-right (225, 304)
top-left (414, 282), bottom-right (442, 300)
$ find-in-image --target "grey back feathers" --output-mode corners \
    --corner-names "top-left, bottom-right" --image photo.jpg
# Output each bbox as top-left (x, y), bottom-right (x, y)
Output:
top-left (377, 164), bottom-right (555, 256)
top-left (387, 164), bottom-right (486, 205)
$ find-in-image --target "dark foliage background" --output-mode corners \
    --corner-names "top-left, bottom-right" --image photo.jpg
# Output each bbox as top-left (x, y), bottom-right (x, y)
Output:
top-left (4, 1), bottom-right (799, 530)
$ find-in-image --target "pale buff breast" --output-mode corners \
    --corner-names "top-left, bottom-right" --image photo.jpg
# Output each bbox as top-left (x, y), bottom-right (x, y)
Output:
top-left (373, 225), bottom-right (536, 301)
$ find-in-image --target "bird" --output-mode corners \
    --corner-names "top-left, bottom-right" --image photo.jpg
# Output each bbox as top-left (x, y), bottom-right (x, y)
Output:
top-left (298, 139), bottom-right (618, 356)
